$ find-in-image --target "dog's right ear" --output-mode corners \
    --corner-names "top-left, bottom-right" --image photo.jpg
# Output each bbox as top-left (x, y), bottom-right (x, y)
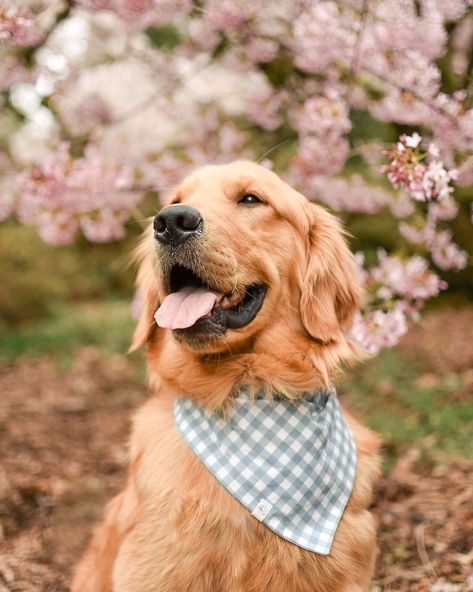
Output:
top-left (129, 232), bottom-right (160, 352)
top-left (299, 202), bottom-right (362, 345)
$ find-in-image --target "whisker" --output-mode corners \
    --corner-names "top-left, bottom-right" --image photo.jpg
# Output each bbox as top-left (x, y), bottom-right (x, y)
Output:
top-left (257, 137), bottom-right (295, 164)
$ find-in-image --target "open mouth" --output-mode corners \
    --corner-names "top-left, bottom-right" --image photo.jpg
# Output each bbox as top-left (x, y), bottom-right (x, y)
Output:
top-left (154, 264), bottom-right (266, 334)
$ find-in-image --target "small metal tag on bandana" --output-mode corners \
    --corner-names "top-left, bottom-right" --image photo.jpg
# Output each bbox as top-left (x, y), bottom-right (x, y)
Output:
top-left (174, 388), bottom-right (357, 555)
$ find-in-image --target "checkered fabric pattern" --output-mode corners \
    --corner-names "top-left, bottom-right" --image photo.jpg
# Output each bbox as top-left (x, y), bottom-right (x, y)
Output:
top-left (174, 387), bottom-right (357, 555)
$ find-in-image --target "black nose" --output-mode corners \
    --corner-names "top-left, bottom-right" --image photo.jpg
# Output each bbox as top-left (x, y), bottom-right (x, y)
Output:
top-left (153, 205), bottom-right (203, 246)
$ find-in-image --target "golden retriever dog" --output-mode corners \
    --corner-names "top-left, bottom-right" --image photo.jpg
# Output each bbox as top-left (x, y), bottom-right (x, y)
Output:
top-left (72, 161), bottom-right (381, 592)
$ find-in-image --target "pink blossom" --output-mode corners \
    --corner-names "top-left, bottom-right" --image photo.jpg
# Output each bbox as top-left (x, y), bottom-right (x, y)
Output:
top-left (35, 210), bottom-right (80, 246)
top-left (365, 3), bottom-right (447, 61)
top-left (245, 38), bottom-right (279, 64)
top-left (388, 192), bottom-right (416, 219)
top-left (371, 251), bottom-right (445, 301)
top-left (429, 0), bottom-right (471, 21)
top-left (421, 160), bottom-right (458, 201)
top-left (350, 308), bottom-right (409, 355)
top-left (369, 92), bottom-right (428, 127)
top-left (378, 53), bottom-right (441, 101)
top-left (405, 133), bottom-right (422, 148)
top-left (429, 93), bottom-right (473, 152)
top-left (291, 91), bottom-right (351, 178)
top-left (399, 222), bottom-right (467, 272)
top-left (363, 47), bottom-right (442, 125)
top-left (381, 134), bottom-right (457, 201)
top-left (80, 210), bottom-right (129, 243)
top-left (0, 6), bottom-right (44, 47)
top-left (188, 19), bottom-right (221, 52)
top-left (295, 94), bottom-right (351, 136)
top-left (78, 0), bottom-right (192, 29)
top-left (427, 196), bottom-right (459, 222)
top-left (17, 143), bottom-right (142, 245)
top-left (60, 94), bottom-right (112, 136)
top-left (0, 55), bottom-right (31, 92)
top-left (350, 248), bottom-right (449, 354)
top-left (294, 134), bottom-right (350, 177)
top-left (353, 252), bottom-right (369, 286)
top-left (399, 221), bottom-right (436, 246)
top-left (451, 15), bottom-right (473, 75)
top-left (292, 2), bottom-right (353, 74)
top-left (302, 175), bottom-right (394, 215)
top-left (204, 0), bottom-right (255, 32)
top-left (76, 0), bottom-right (114, 8)
top-left (247, 89), bottom-right (284, 131)
top-left (430, 230), bottom-right (468, 271)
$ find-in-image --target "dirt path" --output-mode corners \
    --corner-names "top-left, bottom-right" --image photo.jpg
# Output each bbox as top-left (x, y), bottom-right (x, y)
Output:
top-left (1, 311), bottom-right (472, 591)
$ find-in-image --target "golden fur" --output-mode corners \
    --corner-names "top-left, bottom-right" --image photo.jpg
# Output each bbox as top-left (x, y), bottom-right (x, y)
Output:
top-left (72, 161), bottom-right (381, 592)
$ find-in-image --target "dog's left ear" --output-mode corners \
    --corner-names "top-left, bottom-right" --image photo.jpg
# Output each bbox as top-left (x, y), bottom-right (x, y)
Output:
top-left (300, 203), bottom-right (362, 344)
top-left (129, 232), bottom-right (160, 352)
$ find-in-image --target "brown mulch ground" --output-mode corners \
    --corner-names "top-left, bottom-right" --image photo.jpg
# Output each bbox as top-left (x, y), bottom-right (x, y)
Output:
top-left (374, 458), bottom-right (473, 591)
top-left (0, 311), bottom-right (472, 591)
top-left (0, 348), bottom-right (143, 592)
top-left (401, 308), bottom-right (473, 374)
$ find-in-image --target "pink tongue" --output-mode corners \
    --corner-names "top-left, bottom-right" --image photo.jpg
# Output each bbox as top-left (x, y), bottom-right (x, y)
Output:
top-left (154, 286), bottom-right (222, 330)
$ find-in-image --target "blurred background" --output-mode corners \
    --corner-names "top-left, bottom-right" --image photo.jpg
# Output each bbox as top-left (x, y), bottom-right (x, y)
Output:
top-left (1, 1), bottom-right (473, 591)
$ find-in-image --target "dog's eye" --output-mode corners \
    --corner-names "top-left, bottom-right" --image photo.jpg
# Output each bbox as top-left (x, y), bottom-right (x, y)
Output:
top-left (238, 194), bottom-right (263, 206)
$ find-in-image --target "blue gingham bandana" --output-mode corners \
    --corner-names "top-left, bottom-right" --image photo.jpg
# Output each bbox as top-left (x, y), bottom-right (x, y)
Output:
top-left (174, 388), bottom-right (356, 555)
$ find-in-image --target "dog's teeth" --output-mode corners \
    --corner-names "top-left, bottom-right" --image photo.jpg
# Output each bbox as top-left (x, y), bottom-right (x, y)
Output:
top-left (219, 292), bottom-right (244, 309)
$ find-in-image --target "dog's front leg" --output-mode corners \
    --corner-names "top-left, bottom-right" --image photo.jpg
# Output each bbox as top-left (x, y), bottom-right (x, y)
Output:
top-left (71, 485), bottom-right (138, 592)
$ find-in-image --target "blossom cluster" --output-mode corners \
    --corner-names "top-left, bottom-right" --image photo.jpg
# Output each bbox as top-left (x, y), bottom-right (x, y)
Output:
top-left (382, 134), bottom-right (468, 272)
top-left (293, 91), bottom-right (351, 177)
top-left (350, 251), bottom-right (447, 354)
top-left (381, 133), bottom-right (457, 202)
top-left (0, 0), bottom-right (471, 355)
top-left (17, 143), bottom-right (142, 244)
top-left (0, 5), bottom-right (44, 47)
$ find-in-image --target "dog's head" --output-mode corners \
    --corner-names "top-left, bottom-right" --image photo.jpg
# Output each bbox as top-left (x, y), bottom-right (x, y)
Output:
top-left (131, 161), bottom-right (361, 366)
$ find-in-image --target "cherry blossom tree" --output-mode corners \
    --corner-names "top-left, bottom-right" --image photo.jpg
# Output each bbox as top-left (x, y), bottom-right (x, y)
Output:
top-left (1, 0), bottom-right (472, 353)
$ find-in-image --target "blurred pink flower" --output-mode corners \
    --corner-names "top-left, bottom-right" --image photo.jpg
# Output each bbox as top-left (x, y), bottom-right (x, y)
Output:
top-left (0, 55), bottom-right (31, 92)
top-left (349, 246), bottom-right (451, 354)
top-left (188, 18), bottom-right (221, 51)
top-left (77, 0), bottom-right (192, 28)
top-left (205, 0), bottom-right (254, 32)
top-left (61, 94), bottom-right (113, 136)
top-left (427, 196), bottom-right (459, 222)
top-left (430, 92), bottom-right (473, 152)
top-left (296, 94), bottom-right (351, 136)
top-left (34, 210), bottom-right (80, 246)
top-left (371, 251), bottom-right (445, 301)
top-left (294, 134), bottom-right (349, 177)
top-left (247, 88), bottom-right (284, 131)
top-left (293, 2), bottom-right (352, 74)
top-left (350, 308), bottom-right (409, 355)
top-left (0, 6), bottom-right (44, 47)
top-left (303, 175), bottom-right (393, 215)
top-left (245, 38), bottom-right (278, 63)
top-left (17, 143), bottom-right (142, 245)
top-left (430, 230), bottom-right (468, 271)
